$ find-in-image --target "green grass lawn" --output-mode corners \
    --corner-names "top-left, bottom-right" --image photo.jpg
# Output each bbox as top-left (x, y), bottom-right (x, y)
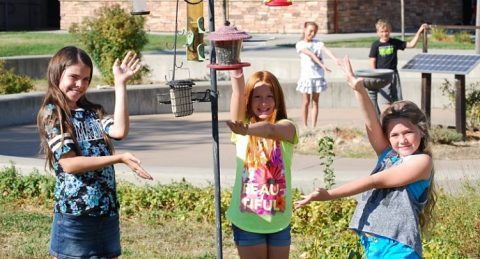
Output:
top-left (0, 32), bottom-right (185, 57)
top-left (0, 31), bottom-right (475, 57)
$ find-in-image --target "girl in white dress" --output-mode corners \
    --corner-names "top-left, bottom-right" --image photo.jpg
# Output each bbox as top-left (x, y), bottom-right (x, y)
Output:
top-left (296, 21), bottom-right (340, 128)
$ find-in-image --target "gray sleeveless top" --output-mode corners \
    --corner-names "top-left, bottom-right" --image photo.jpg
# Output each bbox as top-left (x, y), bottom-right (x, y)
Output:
top-left (349, 147), bottom-right (428, 256)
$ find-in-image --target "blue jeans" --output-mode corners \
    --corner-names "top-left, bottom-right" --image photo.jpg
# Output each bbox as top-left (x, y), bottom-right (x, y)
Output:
top-left (367, 70), bottom-right (402, 115)
top-left (50, 213), bottom-right (121, 259)
top-left (232, 224), bottom-right (291, 247)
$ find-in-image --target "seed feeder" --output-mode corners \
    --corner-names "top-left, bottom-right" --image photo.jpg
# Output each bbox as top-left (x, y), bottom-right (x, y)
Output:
top-left (207, 22), bottom-right (251, 70)
top-left (264, 0), bottom-right (292, 7)
top-left (131, 0), bottom-right (150, 15)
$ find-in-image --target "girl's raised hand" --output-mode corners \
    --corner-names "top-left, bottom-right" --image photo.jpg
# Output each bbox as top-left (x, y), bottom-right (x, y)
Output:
top-left (113, 51), bottom-right (142, 86)
top-left (341, 55), bottom-right (364, 91)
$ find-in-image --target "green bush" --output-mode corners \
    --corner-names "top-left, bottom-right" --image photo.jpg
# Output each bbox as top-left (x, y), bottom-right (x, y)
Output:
top-left (453, 31), bottom-right (472, 44)
top-left (69, 4), bottom-right (150, 85)
top-left (2, 165), bottom-right (480, 258)
top-left (430, 27), bottom-right (448, 42)
top-left (0, 60), bottom-right (34, 94)
top-left (440, 79), bottom-right (480, 130)
top-left (430, 126), bottom-right (464, 144)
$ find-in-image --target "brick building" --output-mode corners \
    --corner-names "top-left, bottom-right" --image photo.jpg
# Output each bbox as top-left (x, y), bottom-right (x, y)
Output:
top-left (1, 0), bottom-right (470, 33)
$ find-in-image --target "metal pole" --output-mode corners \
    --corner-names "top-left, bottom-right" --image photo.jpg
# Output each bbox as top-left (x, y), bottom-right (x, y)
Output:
top-left (222, 0), bottom-right (227, 24)
top-left (401, 0), bottom-right (405, 40)
top-left (172, 0), bottom-right (180, 81)
top-left (207, 0), bottom-right (223, 258)
top-left (476, 0), bottom-right (480, 54)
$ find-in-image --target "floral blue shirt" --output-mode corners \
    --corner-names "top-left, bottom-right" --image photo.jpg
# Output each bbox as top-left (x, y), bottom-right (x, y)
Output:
top-left (42, 104), bottom-right (119, 216)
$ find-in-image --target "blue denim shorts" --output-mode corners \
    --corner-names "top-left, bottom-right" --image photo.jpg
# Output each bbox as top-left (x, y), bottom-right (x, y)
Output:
top-left (49, 213), bottom-right (121, 259)
top-left (232, 224), bottom-right (291, 247)
top-left (359, 233), bottom-right (420, 259)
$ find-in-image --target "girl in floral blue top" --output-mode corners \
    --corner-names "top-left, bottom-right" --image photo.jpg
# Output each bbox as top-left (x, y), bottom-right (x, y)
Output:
top-left (37, 46), bottom-right (153, 258)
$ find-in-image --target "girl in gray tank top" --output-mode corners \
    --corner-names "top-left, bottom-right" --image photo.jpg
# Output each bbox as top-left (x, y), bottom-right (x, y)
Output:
top-left (295, 56), bottom-right (437, 258)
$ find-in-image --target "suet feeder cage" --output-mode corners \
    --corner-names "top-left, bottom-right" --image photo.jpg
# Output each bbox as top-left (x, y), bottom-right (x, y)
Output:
top-left (164, 80), bottom-right (195, 117)
top-left (207, 23), bottom-right (251, 70)
top-left (264, 0), bottom-right (292, 7)
top-left (131, 0), bottom-right (150, 15)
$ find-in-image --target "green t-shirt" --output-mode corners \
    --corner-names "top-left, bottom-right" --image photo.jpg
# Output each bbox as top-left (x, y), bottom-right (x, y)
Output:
top-left (226, 120), bottom-right (298, 233)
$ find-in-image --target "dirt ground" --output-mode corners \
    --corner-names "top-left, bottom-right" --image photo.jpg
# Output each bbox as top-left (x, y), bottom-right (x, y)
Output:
top-left (296, 126), bottom-right (480, 160)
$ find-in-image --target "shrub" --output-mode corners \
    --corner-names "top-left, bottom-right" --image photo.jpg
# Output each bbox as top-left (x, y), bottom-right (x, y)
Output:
top-left (0, 60), bottom-right (34, 94)
top-left (430, 27), bottom-right (448, 42)
top-left (453, 31), bottom-right (472, 44)
top-left (440, 79), bottom-right (480, 130)
top-left (69, 4), bottom-right (150, 85)
top-left (430, 126), bottom-right (464, 144)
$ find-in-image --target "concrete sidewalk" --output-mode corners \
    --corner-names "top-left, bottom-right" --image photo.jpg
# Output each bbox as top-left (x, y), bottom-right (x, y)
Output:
top-left (1, 107), bottom-right (478, 194)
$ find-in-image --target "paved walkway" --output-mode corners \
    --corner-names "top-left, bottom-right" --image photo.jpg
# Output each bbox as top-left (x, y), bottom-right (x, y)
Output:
top-left (1, 107), bottom-right (478, 194)
top-left (1, 32), bottom-right (479, 193)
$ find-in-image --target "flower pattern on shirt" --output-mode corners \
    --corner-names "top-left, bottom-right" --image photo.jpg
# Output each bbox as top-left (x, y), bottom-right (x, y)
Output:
top-left (41, 104), bottom-right (118, 216)
top-left (240, 140), bottom-right (286, 215)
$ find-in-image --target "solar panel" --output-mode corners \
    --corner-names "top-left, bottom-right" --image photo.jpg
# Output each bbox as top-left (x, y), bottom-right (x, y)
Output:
top-left (401, 53), bottom-right (480, 75)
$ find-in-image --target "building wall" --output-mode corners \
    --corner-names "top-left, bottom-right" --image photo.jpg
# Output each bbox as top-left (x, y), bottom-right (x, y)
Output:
top-left (0, 0), bottom-right (49, 30)
top-left (59, 0), bottom-right (463, 34)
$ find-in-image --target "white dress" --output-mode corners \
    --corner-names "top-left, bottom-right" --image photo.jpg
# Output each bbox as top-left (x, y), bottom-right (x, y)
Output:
top-left (296, 40), bottom-right (327, 94)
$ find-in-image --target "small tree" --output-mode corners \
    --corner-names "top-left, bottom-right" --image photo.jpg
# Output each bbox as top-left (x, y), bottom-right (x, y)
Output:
top-left (0, 60), bottom-right (34, 94)
top-left (318, 136), bottom-right (335, 189)
top-left (69, 4), bottom-right (150, 85)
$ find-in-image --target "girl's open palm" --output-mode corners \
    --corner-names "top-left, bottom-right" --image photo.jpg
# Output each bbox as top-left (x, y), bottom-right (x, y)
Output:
top-left (113, 51), bottom-right (142, 85)
top-left (341, 56), bottom-right (364, 91)
top-left (121, 152), bottom-right (153, 180)
top-left (294, 187), bottom-right (329, 209)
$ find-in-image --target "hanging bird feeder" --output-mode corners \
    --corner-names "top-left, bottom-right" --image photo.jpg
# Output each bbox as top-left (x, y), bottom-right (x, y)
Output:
top-left (207, 22), bottom-right (251, 70)
top-left (167, 80), bottom-right (195, 117)
top-left (264, 0), bottom-right (292, 7)
top-left (131, 0), bottom-right (150, 15)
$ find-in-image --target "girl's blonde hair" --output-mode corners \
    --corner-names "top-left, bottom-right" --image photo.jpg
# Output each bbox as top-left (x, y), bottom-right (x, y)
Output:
top-left (37, 46), bottom-right (113, 170)
top-left (380, 100), bottom-right (437, 233)
top-left (244, 71), bottom-right (288, 167)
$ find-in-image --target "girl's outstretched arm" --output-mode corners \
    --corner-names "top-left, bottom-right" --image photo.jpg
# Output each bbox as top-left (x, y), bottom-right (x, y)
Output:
top-left (322, 46), bottom-right (341, 66)
top-left (59, 151), bottom-right (153, 180)
top-left (299, 48), bottom-right (331, 72)
top-left (108, 51), bottom-right (142, 139)
top-left (229, 69), bottom-right (246, 122)
top-left (341, 56), bottom-right (388, 155)
top-left (226, 120), bottom-right (296, 143)
top-left (295, 153), bottom-right (432, 208)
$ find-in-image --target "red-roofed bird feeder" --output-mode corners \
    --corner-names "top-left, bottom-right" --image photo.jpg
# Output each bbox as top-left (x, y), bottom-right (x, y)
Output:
top-left (264, 0), bottom-right (292, 7)
top-left (207, 22), bottom-right (251, 70)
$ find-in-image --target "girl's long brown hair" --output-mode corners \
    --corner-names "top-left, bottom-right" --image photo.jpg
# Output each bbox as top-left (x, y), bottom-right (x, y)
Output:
top-left (381, 100), bottom-right (437, 233)
top-left (37, 46), bottom-right (113, 170)
top-left (243, 71), bottom-right (288, 167)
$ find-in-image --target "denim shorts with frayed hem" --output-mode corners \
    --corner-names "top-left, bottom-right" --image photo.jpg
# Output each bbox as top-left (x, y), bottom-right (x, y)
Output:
top-left (232, 224), bottom-right (291, 247)
top-left (49, 213), bottom-right (121, 259)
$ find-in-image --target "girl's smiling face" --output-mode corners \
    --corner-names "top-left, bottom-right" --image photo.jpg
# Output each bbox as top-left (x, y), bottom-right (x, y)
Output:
top-left (304, 24), bottom-right (317, 42)
top-left (250, 82), bottom-right (275, 120)
top-left (59, 62), bottom-right (91, 109)
top-left (386, 118), bottom-right (423, 157)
